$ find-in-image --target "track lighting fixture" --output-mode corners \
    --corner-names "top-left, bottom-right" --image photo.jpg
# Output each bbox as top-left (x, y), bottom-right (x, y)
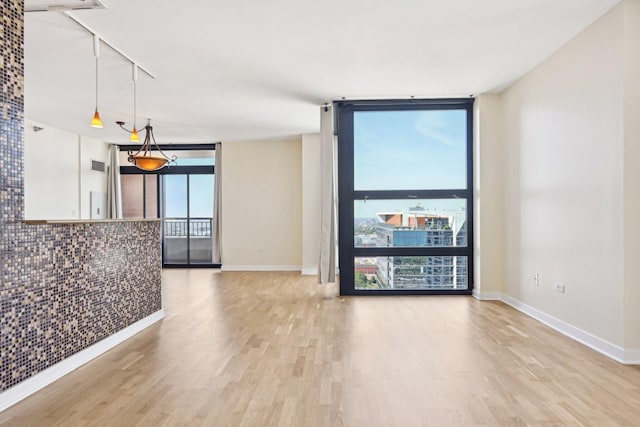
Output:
top-left (90, 34), bottom-right (103, 128)
top-left (130, 64), bottom-right (140, 142)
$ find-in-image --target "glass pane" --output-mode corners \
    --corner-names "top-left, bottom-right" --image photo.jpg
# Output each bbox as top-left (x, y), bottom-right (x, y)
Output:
top-left (354, 199), bottom-right (467, 247)
top-left (163, 175), bottom-right (188, 264)
top-left (189, 175), bottom-right (214, 264)
top-left (354, 110), bottom-right (467, 190)
top-left (144, 175), bottom-right (158, 218)
top-left (175, 157), bottom-right (214, 166)
top-left (164, 218), bottom-right (188, 264)
top-left (165, 150), bottom-right (214, 166)
top-left (189, 175), bottom-right (214, 218)
top-left (355, 256), bottom-right (468, 290)
top-left (121, 175), bottom-right (143, 218)
top-left (163, 175), bottom-right (187, 218)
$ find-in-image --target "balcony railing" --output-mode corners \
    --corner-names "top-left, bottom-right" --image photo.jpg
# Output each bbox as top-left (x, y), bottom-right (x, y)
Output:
top-left (164, 218), bottom-right (213, 237)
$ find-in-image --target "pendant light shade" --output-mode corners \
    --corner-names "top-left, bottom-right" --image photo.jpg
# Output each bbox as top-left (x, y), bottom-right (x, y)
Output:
top-left (90, 109), bottom-right (103, 128)
top-left (130, 127), bottom-right (140, 142)
top-left (90, 35), bottom-right (103, 128)
top-left (131, 155), bottom-right (169, 171)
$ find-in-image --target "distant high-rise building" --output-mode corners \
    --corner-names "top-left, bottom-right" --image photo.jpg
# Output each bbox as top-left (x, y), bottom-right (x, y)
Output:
top-left (364, 210), bottom-right (467, 290)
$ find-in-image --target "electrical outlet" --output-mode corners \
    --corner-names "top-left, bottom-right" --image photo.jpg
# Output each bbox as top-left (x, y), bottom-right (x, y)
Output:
top-left (533, 273), bottom-right (539, 286)
top-left (554, 282), bottom-right (565, 293)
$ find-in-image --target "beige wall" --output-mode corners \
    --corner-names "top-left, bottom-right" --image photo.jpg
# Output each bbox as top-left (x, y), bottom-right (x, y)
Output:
top-left (473, 94), bottom-right (505, 296)
top-left (499, 4), bottom-right (625, 346)
top-left (221, 138), bottom-right (302, 270)
top-left (301, 133), bottom-right (321, 275)
top-left (25, 120), bottom-right (109, 220)
top-left (623, 0), bottom-right (640, 350)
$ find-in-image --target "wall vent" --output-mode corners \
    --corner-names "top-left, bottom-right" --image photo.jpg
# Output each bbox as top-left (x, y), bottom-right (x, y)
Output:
top-left (90, 159), bottom-right (106, 173)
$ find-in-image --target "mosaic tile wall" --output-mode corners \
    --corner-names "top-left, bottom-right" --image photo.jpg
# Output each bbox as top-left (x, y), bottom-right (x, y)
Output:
top-left (0, 0), bottom-right (162, 392)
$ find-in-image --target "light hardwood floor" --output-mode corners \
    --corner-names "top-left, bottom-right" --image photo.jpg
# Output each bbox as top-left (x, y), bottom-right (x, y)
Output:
top-left (1, 270), bottom-right (640, 426)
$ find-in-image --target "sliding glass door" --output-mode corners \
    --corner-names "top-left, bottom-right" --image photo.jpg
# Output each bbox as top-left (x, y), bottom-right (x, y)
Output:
top-left (337, 99), bottom-right (474, 295)
top-left (119, 146), bottom-right (218, 268)
top-left (162, 174), bottom-right (215, 265)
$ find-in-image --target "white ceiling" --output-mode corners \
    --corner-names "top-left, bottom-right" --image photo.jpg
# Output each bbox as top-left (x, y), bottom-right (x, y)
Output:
top-left (25, 0), bottom-right (620, 144)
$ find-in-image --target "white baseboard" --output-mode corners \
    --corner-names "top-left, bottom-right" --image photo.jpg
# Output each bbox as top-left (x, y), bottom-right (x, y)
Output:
top-left (475, 292), bottom-right (640, 364)
top-left (622, 349), bottom-right (640, 364)
top-left (497, 294), bottom-right (628, 364)
top-left (472, 289), bottom-right (502, 300)
top-left (221, 265), bottom-right (302, 272)
top-left (0, 310), bottom-right (165, 412)
top-left (301, 268), bottom-right (318, 276)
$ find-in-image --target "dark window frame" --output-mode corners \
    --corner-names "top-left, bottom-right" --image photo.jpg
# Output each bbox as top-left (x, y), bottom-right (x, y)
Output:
top-left (336, 98), bottom-right (474, 295)
top-left (119, 165), bottom-right (214, 175)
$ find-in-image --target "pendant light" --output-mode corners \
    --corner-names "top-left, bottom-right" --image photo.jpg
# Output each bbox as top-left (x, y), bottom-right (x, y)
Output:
top-left (89, 34), bottom-right (103, 128)
top-left (130, 64), bottom-right (140, 142)
top-left (118, 119), bottom-right (177, 171)
top-left (116, 60), bottom-right (177, 171)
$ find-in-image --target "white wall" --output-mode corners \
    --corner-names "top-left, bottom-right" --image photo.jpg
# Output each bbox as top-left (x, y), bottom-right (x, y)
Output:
top-left (221, 138), bottom-right (302, 270)
top-left (24, 120), bottom-right (109, 220)
top-left (301, 133), bottom-right (321, 275)
top-left (80, 136), bottom-right (110, 219)
top-left (499, 4), bottom-right (625, 346)
top-left (25, 121), bottom-right (80, 220)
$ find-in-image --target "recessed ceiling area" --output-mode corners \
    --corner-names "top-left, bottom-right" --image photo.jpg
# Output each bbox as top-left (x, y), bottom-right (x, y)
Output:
top-left (25, 0), bottom-right (620, 144)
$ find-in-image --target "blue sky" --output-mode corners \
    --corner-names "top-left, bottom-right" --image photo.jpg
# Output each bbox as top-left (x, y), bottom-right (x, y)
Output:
top-left (353, 109), bottom-right (467, 218)
top-left (354, 109), bottom-right (466, 190)
top-left (164, 175), bottom-right (214, 218)
top-left (160, 155), bottom-right (215, 219)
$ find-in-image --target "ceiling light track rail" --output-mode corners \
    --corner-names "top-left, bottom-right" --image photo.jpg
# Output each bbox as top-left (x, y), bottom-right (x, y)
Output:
top-left (25, 0), bottom-right (106, 13)
top-left (63, 11), bottom-right (156, 80)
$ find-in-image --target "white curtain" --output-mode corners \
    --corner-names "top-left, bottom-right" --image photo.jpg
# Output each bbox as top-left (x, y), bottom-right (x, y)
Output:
top-left (319, 106), bottom-right (337, 284)
top-left (107, 144), bottom-right (123, 219)
top-left (212, 142), bottom-right (223, 264)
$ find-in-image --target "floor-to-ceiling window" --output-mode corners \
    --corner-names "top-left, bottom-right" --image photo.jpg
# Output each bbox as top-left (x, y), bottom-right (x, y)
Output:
top-left (336, 99), bottom-right (474, 295)
top-left (120, 145), bottom-right (219, 268)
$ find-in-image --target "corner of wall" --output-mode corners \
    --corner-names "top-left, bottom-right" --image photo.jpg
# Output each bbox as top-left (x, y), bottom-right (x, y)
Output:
top-left (301, 133), bottom-right (322, 274)
top-left (473, 94), bottom-right (505, 295)
top-left (622, 0), bottom-right (640, 351)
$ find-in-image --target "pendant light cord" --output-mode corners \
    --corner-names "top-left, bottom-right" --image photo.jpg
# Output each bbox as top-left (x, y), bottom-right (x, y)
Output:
top-left (95, 56), bottom-right (99, 108)
top-left (133, 78), bottom-right (137, 129)
top-left (133, 64), bottom-right (138, 129)
top-left (90, 34), bottom-right (103, 128)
